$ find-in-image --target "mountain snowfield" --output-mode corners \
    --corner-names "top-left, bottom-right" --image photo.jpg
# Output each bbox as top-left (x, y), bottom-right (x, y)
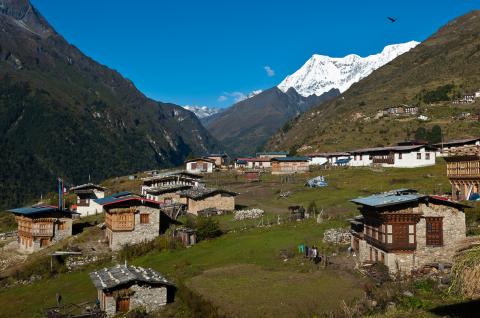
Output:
top-left (278, 41), bottom-right (419, 97)
top-left (183, 105), bottom-right (223, 118)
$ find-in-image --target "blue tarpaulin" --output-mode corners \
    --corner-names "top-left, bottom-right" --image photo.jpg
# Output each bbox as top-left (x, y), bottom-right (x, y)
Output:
top-left (305, 176), bottom-right (328, 188)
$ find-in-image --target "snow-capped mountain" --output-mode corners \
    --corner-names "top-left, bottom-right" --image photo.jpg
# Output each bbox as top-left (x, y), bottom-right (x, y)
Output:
top-left (183, 105), bottom-right (223, 118)
top-left (278, 41), bottom-right (419, 97)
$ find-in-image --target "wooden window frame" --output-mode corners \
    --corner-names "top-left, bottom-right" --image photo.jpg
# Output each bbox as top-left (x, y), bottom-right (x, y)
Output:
top-left (140, 213), bottom-right (150, 224)
top-left (426, 217), bottom-right (443, 247)
top-left (417, 152), bottom-right (422, 160)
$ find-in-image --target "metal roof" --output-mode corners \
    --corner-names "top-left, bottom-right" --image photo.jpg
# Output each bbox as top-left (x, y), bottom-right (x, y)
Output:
top-left (433, 137), bottom-right (480, 147)
top-left (308, 152), bottom-right (351, 157)
top-left (335, 158), bottom-right (352, 164)
top-left (349, 145), bottom-right (432, 154)
top-left (89, 264), bottom-right (174, 290)
top-left (351, 189), bottom-right (423, 208)
top-left (271, 156), bottom-right (309, 162)
top-left (7, 205), bottom-right (72, 216)
top-left (93, 191), bottom-right (133, 205)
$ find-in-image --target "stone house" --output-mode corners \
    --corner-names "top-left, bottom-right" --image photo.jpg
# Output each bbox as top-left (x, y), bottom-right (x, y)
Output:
top-left (145, 185), bottom-right (191, 204)
top-left (185, 158), bottom-right (215, 174)
top-left (96, 195), bottom-right (173, 251)
top-left (7, 205), bottom-right (73, 253)
top-left (180, 187), bottom-right (237, 215)
top-left (271, 157), bottom-right (310, 175)
top-left (70, 183), bottom-right (107, 217)
top-left (141, 171), bottom-right (202, 195)
top-left (89, 264), bottom-right (175, 317)
top-left (349, 189), bottom-right (467, 274)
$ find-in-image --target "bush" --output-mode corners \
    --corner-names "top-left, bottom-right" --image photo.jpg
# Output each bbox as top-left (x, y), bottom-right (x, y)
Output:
top-left (196, 217), bottom-right (222, 241)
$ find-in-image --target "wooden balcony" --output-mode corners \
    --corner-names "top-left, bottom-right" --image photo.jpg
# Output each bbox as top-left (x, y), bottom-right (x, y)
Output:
top-left (365, 236), bottom-right (416, 252)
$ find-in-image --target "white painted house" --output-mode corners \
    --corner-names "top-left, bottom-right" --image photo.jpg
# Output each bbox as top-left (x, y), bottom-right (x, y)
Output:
top-left (349, 145), bottom-right (436, 168)
top-left (308, 152), bottom-right (351, 166)
top-left (70, 183), bottom-right (106, 217)
top-left (185, 158), bottom-right (215, 174)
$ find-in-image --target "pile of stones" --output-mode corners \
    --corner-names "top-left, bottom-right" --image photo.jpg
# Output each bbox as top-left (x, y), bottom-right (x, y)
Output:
top-left (234, 208), bottom-right (264, 220)
top-left (323, 228), bottom-right (351, 244)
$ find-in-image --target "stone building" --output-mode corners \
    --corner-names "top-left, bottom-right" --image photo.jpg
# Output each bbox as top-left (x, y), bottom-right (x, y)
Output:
top-left (256, 151), bottom-right (288, 159)
top-left (444, 145), bottom-right (480, 200)
top-left (70, 183), bottom-right (107, 217)
top-left (350, 189), bottom-right (467, 274)
top-left (433, 137), bottom-right (480, 157)
top-left (271, 157), bottom-right (310, 175)
top-left (141, 172), bottom-right (202, 195)
top-left (180, 187), bottom-right (237, 215)
top-left (96, 195), bottom-right (172, 251)
top-left (205, 153), bottom-right (228, 167)
top-left (7, 205), bottom-right (73, 253)
top-left (145, 185), bottom-right (191, 204)
top-left (89, 264), bottom-right (175, 317)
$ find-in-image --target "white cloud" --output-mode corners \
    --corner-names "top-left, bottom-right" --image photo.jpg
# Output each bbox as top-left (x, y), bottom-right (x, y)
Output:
top-left (217, 95), bottom-right (228, 102)
top-left (248, 90), bottom-right (263, 98)
top-left (264, 65), bottom-right (275, 77)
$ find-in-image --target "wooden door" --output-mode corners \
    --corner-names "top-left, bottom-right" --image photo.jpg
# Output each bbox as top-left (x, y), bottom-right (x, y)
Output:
top-left (116, 297), bottom-right (130, 312)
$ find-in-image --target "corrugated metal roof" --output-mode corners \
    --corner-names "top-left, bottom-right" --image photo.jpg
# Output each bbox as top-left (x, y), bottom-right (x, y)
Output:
top-left (94, 191), bottom-right (133, 205)
top-left (70, 183), bottom-right (106, 192)
top-left (349, 145), bottom-right (430, 154)
top-left (7, 205), bottom-right (72, 216)
top-left (89, 264), bottom-right (174, 290)
top-left (256, 151), bottom-right (288, 156)
top-left (351, 189), bottom-right (423, 208)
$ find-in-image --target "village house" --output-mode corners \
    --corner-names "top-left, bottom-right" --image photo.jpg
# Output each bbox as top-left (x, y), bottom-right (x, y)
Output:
top-left (185, 158), bottom-right (215, 174)
top-left (433, 137), bottom-right (480, 157)
top-left (7, 205), bottom-right (74, 253)
top-left (271, 157), bottom-right (310, 175)
top-left (444, 145), bottom-right (480, 200)
top-left (349, 144), bottom-right (436, 168)
top-left (349, 189), bottom-right (467, 274)
top-left (256, 151), bottom-right (288, 159)
top-left (234, 157), bottom-right (271, 170)
top-left (70, 183), bottom-right (107, 217)
top-left (180, 187), bottom-right (237, 215)
top-left (307, 152), bottom-right (351, 166)
top-left (378, 105), bottom-right (418, 118)
top-left (453, 94), bottom-right (475, 104)
top-left (141, 171), bottom-right (202, 195)
top-left (145, 185), bottom-right (191, 204)
top-left (89, 264), bottom-right (175, 317)
top-left (95, 195), bottom-right (174, 251)
top-left (205, 153), bottom-right (228, 167)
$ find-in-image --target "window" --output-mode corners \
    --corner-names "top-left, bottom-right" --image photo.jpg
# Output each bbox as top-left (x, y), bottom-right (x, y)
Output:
top-left (417, 153), bottom-right (421, 160)
top-left (426, 217), bottom-right (443, 246)
top-left (191, 162), bottom-right (197, 170)
top-left (426, 153), bottom-right (431, 160)
top-left (398, 153), bottom-right (402, 159)
top-left (58, 222), bottom-right (66, 230)
top-left (140, 214), bottom-right (150, 224)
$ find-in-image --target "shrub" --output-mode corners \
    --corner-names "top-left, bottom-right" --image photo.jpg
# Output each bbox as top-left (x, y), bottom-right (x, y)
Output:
top-left (196, 217), bottom-right (222, 241)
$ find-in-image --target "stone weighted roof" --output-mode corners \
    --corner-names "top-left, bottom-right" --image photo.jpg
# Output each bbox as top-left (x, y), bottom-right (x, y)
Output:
top-left (89, 264), bottom-right (174, 290)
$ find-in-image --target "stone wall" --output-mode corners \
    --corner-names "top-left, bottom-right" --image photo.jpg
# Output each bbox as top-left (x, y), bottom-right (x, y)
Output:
top-left (354, 202), bottom-right (466, 274)
top-left (109, 206), bottom-right (161, 251)
top-left (187, 194), bottom-right (235, 215)
top-left (130, 285), bottom-right (167, 312)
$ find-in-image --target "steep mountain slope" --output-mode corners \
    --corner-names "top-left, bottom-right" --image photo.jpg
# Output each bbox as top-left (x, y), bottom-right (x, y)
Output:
top-left (0, 0), bottom-right (218, 208)
top-left (268, 11), bottom-right (480, 154)
top-left (205, 87), bottom-right (339, 155)
top-left (278, 41), bottom-right (419, 97)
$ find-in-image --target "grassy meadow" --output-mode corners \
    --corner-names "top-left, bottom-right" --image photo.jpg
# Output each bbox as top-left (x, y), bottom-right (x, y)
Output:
top-left (1, 160), bottom-right (478, 317)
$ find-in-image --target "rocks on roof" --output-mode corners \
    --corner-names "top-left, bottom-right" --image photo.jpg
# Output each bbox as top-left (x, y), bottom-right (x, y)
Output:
top-left (89, 264), bottom-right (174, 290)
top-left (180, 187), bottom-right (237, 200)
top-left (145, 185), bottom-right (192, 195)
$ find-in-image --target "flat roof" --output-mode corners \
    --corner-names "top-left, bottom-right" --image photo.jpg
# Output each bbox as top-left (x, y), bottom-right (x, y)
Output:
top-left (7, 205), bottom-right (73, 217)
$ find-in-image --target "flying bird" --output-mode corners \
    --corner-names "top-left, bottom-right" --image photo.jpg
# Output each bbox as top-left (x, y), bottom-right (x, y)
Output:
top-left (387, 17), bottom-right (397, 23)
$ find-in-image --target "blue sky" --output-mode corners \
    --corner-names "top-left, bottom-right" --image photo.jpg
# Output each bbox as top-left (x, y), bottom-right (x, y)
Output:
top-left (32, 0), bottom-right (479, 108)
